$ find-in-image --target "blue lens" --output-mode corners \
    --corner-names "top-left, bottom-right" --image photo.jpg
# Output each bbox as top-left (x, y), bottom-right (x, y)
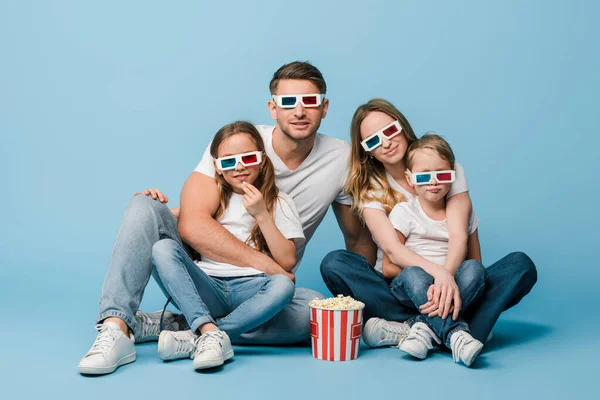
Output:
top-left (365, 136), bottom-right (380, 149)
top-left (220, 158), bottom-right (236, 169)
top-left (281, 96), bottom-right (297, 106)
top-left (416, 173), bottom-right (431, 184)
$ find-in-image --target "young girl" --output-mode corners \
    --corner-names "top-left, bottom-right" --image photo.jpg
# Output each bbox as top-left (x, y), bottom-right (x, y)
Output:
top-left (383, 134), bottom-right (484, 367)
top-left (151, 121), bottom-right (304, 370)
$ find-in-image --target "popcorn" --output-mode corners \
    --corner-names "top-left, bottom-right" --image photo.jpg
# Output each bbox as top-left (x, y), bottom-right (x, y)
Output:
top-left (308, 294), bottom-right (365, 310)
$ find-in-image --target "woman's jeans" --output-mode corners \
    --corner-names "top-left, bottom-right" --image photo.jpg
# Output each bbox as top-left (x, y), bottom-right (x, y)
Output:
top-left (320, 249), bottom-right (537, 343)
top-left (151, 239), bottom-right (295, 339)
top-left (96, 195), bottom-right (323, 344)
top-left (391, 261), bottom-right (486, 347)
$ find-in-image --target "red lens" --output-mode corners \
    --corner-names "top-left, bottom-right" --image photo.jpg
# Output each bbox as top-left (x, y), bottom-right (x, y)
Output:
top-left (382, 124), bottom-right (399, 137)
top-left (436, 172), bottom-right (452, 181)
top-left (241, 154), bottom-right (258, 164)
top-left (302, 95), bottom-right (317, 105)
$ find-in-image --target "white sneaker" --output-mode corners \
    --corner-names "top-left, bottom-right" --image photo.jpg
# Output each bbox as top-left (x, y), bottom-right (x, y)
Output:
top-left (158, 330), bottom-right (196, 361)
top-left (192, 330), bottom-right (234, 370)
top-left (78, 322), bottom-right (136, 375)
top-left (398, 322), bottom-right (441, 359)
top-left (450, 330), bottom-right (484, 367)
top-left (363, 318), bottom-right (409, 348)
top-left (134, 310), bottom-right (189, 343)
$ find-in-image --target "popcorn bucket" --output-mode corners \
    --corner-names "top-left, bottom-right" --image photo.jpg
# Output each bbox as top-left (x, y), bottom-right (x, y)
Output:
top-left (309, 304), bottom-right (364, 361)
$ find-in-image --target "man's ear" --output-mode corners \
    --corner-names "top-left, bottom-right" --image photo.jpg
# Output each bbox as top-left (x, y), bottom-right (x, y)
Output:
top-left (268, 99), bottom-right (278, 121)
top-left (321, 97), bottom-right (329, 119)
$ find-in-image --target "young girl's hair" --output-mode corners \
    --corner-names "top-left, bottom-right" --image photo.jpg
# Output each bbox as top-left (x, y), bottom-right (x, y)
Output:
top-left (209, 121), bottom-right (279, 254)
top-left (406, 133), bottom-right (456, 171)
top-left (347, 99), bottom-right (419, 217)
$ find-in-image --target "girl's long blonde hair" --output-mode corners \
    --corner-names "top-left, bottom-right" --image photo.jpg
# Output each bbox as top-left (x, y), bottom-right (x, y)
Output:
top-left (210, 121), bottom-right (279, 254)
top-left (346, 99), bottom-right (418, 218)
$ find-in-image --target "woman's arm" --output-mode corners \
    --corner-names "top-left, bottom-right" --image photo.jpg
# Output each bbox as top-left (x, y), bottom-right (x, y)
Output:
top-left (445, 192), bottom-right (472, 275)
top-left (381, 230), bottom-right (406, 279)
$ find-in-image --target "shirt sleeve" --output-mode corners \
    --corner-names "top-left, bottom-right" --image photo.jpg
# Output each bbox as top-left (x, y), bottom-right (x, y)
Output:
top-left (361, 187), bottom-right (386, 212)
top-left (468, 209), bottom-right (479, 235)
top-left (388, 203), bottom-right (412, 238)
top-left (447, 161), bottom-right (469, 198)
top-left (274, 194), bottom-right (306, 249)
top-left (193, 141), bottom-right (215, 178)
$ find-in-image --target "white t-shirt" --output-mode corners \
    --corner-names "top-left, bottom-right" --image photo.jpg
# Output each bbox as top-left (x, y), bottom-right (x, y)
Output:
top-left (360, 164), bottom-right (470, 272)
top-left (194, 192), bottom-right (305, 277)
top-left (388, 197), bottom-right (479, 267)
top-left (194, 125), bottom-right (351, 271)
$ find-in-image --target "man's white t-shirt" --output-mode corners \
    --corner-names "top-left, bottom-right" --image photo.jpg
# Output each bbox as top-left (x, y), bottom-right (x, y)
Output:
top-left (194, 192), bottom-right (305, 277)
top-left (194, 125), bottom-right (351, 271)
top-left (361, 163), bottom-right (471, 272)
top-left (388, 197), bottom-right (479, 267)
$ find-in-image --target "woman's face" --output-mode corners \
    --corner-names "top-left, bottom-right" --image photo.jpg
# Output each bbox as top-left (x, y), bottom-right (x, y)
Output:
top-left (359, 111), bottom-right (409, 166)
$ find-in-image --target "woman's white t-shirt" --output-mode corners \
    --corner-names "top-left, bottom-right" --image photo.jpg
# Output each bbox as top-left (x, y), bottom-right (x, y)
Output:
top-left (389, 197), bottom-right (479, 266)
top-left (194, 192), bottom-right (305, 277)
top-left (361, 163), bottom-right (471, 272)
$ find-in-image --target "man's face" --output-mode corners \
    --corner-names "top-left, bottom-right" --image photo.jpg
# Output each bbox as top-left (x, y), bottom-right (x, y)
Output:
top-left (268, 79), bottom-right (329, 142)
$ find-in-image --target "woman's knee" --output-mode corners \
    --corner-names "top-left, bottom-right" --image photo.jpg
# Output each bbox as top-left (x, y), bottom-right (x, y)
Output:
top-left (506, 251), bottom-right (538, 288)
top-left (458, 260), bottom-right (486, 287)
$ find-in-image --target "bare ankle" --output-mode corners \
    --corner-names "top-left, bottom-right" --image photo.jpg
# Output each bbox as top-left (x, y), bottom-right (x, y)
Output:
top-left (104, 317), bottom-right (130, 335)
top-left (199, 323), bottom-right (219, 335)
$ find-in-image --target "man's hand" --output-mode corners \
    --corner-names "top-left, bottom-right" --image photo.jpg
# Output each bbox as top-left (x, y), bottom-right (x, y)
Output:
top-left (420, 269), bottom-right (462, 320)
top-left (134, 188), bottom-right (169, 203)
top-left (241, 182), bottom-right (269, 220)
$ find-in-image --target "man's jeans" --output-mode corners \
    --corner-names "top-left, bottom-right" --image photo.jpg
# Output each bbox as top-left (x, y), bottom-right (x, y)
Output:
top-left (390, 261), bottom-right (486, 348)
top-left (97, 195), bottom-right (323, 344)
top-left (320, 249), bottom-right (537, 343)
top-left (152, 239), bottom-right (295, 339)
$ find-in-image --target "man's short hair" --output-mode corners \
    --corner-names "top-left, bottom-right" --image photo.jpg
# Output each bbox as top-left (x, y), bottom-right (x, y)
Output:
top-left (269, 61), bottom-right (327, 95)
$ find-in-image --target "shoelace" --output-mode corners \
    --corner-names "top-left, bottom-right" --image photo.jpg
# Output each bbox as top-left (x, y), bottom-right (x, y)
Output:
top-left (88, 324), bottom-right (121, 356)
top-left (401, 324), bottom-right (440, 350)
top-left (382, 324), bottom-right (409, 343)
top-left (195, 331), bottom-right (223, 356)
top-left (452, 333), bottom-right (471, 363)
top-left (170, 332), bottom-right (196, 358)
top-left (138, 313), bottom-right (161, 339)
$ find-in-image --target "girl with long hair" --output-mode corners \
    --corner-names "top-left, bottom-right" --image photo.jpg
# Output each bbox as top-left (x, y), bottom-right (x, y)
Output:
top-left (151, 121), bottom-right (304, 371)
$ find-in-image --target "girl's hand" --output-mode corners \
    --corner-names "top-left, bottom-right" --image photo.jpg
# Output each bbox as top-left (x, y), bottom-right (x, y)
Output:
top-left (241, 182), bottom-right (268, 219)
top-left (422, 269), bottom-right (462, 320)
top-left (134, 188), bottom-right (169, 203)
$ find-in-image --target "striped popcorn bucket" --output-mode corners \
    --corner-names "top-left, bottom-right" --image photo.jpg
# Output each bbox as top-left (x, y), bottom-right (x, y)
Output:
top-left (309, 304), bottom-right (365, 361)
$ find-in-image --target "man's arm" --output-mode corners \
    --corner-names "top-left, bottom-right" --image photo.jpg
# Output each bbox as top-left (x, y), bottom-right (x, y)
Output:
top-left (332, 202), bottom-right (377, 265)
top-left (178, 172), bottom-right (286, 276)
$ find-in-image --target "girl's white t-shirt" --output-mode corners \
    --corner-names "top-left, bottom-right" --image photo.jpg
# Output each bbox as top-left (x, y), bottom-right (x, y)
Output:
top-left (361, 163), bottom-right (472, 272)
top-left (194, 192), bottom-right (305, 277)
top-left (388, 197), bottom-right (479, 267)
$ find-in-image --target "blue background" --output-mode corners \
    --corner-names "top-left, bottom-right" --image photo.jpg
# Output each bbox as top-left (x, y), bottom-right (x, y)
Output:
top-left (1, 1), bottom-right (598, 399)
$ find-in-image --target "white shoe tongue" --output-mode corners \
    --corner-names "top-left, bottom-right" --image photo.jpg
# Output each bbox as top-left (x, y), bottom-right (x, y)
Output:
top-left (104, 322), bottom-right (122, 331)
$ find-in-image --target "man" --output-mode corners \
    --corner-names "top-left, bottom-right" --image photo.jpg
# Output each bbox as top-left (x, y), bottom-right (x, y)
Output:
top-left (78, 61), bottom-right (374, 375)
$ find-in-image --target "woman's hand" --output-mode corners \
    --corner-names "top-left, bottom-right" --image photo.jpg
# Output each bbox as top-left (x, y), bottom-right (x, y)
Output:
top-left (420, 269), bottom-right (462, 320)
top-left (134, 188), bottom-right (169, 203)
top-left (241, 182), bottom-right (268, 220)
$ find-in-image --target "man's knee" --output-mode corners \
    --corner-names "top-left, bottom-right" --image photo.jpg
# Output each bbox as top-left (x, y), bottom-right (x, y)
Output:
top-left (151, 239), bottom-right (180, 274)
top-left (126, 195), bottom-right (171, 222)
top-left (268, 274), bottom-right (296, 304)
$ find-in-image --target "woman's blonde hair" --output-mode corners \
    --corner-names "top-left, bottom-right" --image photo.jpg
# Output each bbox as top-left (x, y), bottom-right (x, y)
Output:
top-left (346, 99), bottom-right (418, 217)
top-left (209, 121), bottom-right (278, 254)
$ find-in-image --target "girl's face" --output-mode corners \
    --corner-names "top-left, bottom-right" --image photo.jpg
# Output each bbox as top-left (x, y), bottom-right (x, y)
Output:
top-left (405, 148), bottom-right (452, 203)
top-left (360, 111), bottom-right (409, 166)
top-left (214, 133), bottom-right (264, 194)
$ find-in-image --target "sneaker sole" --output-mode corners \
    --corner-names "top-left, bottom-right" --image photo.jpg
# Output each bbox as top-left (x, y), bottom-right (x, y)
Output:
top-left (398, 343), bottom-right (428, 360)
top-left (462, 342), bottom-right (484, 367)
top-left (78, 352), bottom-right (136, 375)
top-left (192, 350), bottom-right (234, 370)
top-left (157, 331), bottom-right (192, 361)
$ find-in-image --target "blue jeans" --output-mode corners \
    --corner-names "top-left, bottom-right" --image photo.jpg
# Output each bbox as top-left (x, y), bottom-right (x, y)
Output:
top-left (152, 239), bottom-right (295, 339)
top-left (96, 195), bottom-right (323, 344)
top-left (390, 261), bottom-right (486, 347)
top-left (320, 249), bottom-right (537, 343)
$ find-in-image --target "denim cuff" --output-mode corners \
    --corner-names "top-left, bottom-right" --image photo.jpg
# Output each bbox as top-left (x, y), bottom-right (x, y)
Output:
top-left (96, 310), bottom-right (136, 332)
top-left (190, 314), bottom-right (216, 334)
top-left (445, 323), bottom-right (469, 348)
